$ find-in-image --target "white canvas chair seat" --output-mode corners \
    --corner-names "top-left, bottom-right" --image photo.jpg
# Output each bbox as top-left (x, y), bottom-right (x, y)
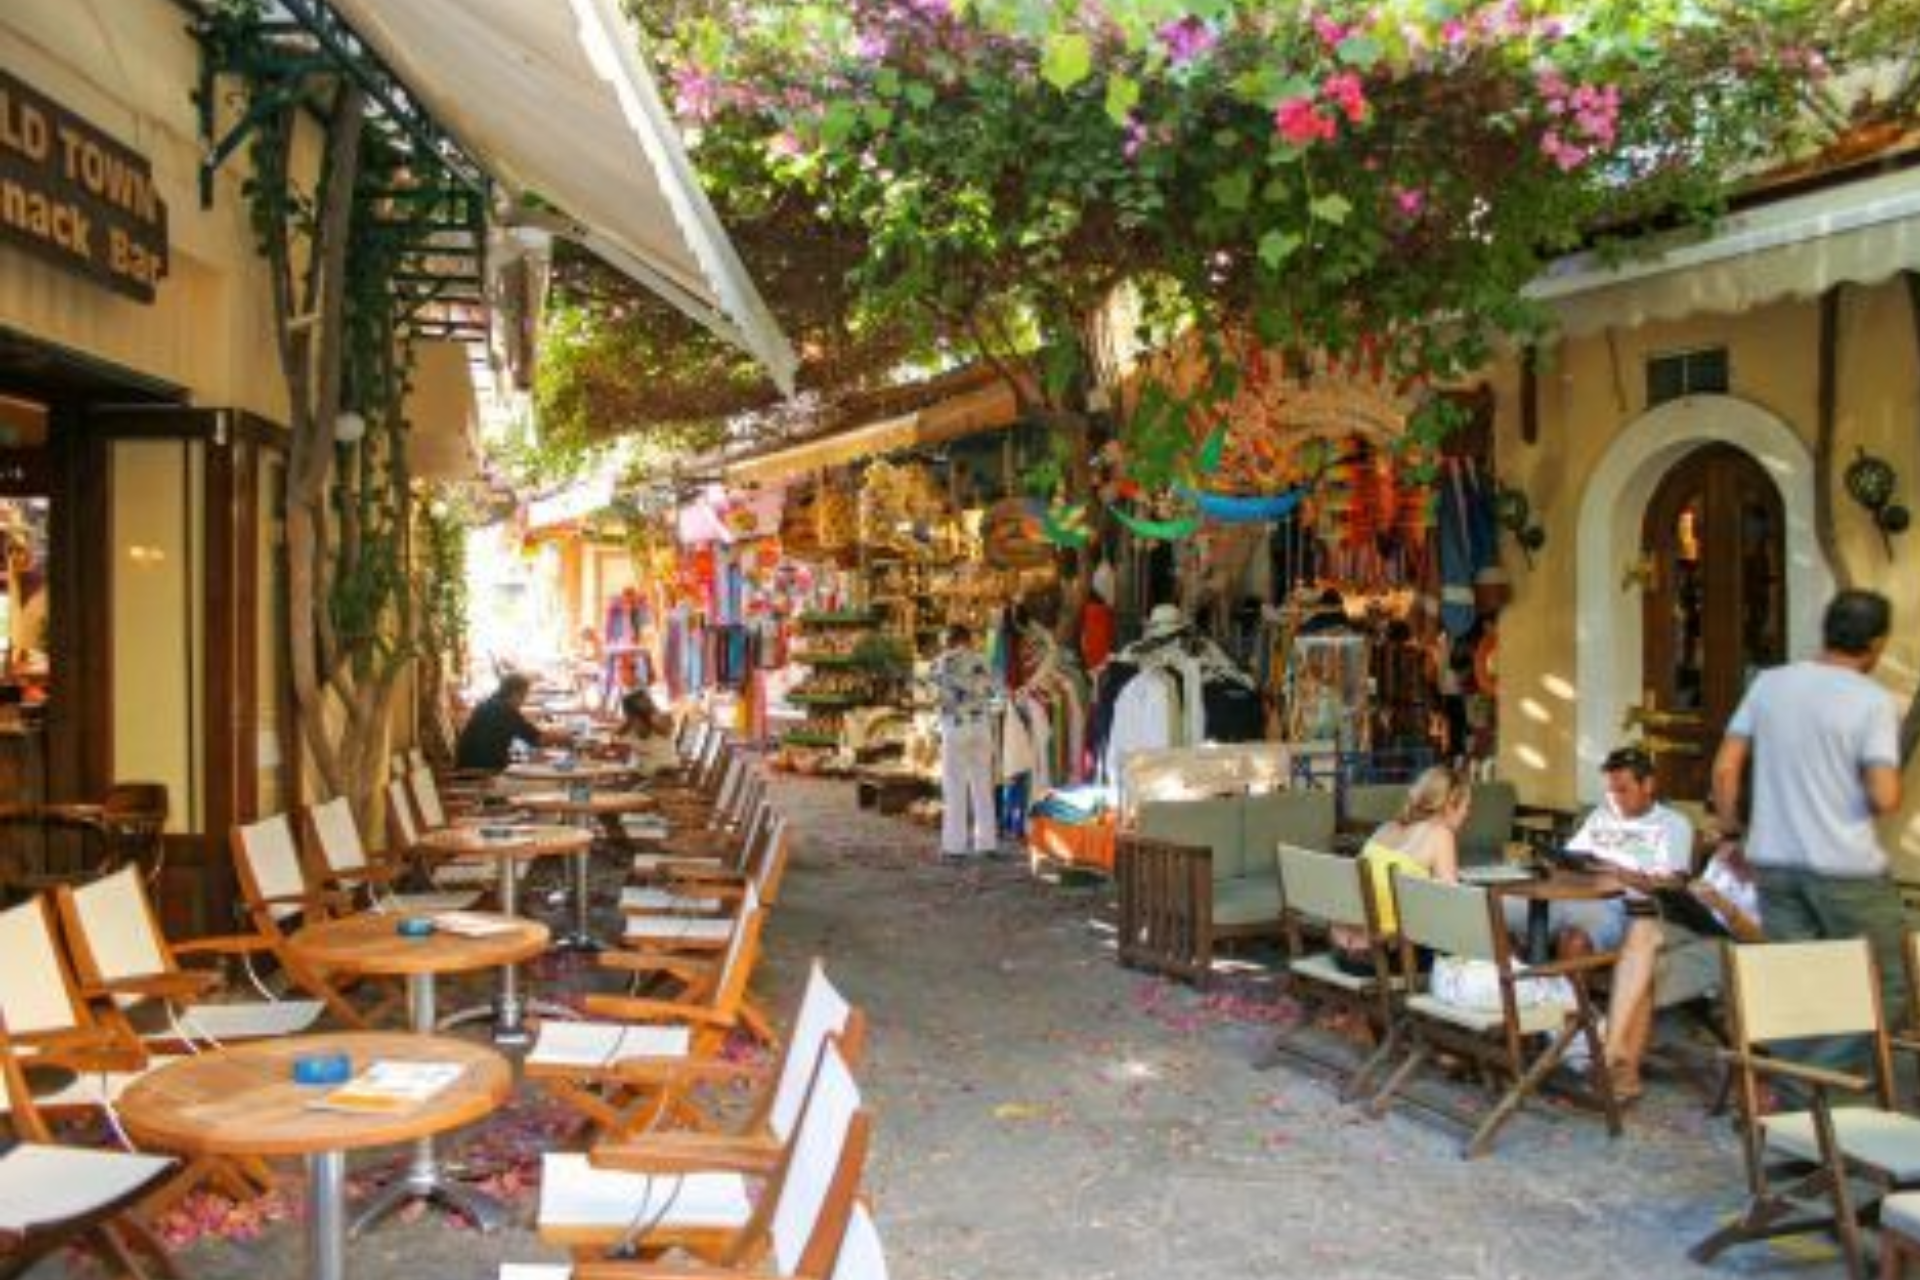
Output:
top-left (429, 859), bottom-right (503, 887)
top-left (499, 1268), bottom-right (570, 1280)
top-left (173, 1000), bottom-right (323, 1042)
top-left (539, 1155), bottom-right (754, 1235)
top-left (528, 1022), bottom-right (692, 1070)
top-left (0, 1144), bottom-right (175, 1234)
top-left (624, 916), bottom-right (735, 945)
top-left (0, 1061), bottom-right (164, 1115)
top-left (621, 886), bottom-right (724, 913)
top-left (1762, 1107), bottom-right (1920, 1180)
top-left (385, 888), bottom-right (486, 913)
top-left (1883, 1191), bottom-right (1920, 1238)
top-left (631, 851), bottom-right (723, 876)
top-left (1405, 991), bottom-right (1570, 1037)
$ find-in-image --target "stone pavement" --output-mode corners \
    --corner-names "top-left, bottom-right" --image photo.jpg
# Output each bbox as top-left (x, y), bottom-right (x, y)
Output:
top-left (35, 775), bottom-right (1847, 1279)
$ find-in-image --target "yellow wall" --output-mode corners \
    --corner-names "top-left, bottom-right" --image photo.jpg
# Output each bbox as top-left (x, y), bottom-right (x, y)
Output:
top-left (109, 438), bottom-right (203, 831)
top-left (0, 0), bottom-right (293, 421)
top-left (1493, 279), bottom-right (1920, 870)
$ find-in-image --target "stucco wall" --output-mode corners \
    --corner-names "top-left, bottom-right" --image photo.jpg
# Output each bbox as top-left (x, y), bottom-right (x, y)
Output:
top-left (1494, 280), bottom-right (1920, 871)
top-left (1, 0), bottom-right (292, 421)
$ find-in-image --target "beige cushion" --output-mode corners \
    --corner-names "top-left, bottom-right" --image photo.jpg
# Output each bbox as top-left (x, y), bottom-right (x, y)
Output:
top-left (1289, 951), bottom-right (1379, 992)
top-left (1140, 797), bottom-right (1243, 881)
top-left (1763, 1107), bottom-right (1920, 1180)
top-left (1407, 992), bottom-right (1569, 1037)
top-left (1212, 875), bottom-right (1281, 929)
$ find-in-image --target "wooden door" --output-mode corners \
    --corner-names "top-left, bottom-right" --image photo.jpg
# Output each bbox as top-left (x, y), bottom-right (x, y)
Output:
top-left (1639, 444), bottom-right (1786, 799)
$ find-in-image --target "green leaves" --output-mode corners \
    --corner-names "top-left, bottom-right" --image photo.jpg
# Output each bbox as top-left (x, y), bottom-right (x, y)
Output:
top-left (1105, 73), bottom-right (1140, 125)
top-left (1258, 229), bottom-right (1302, 267)
top-left (1041, 33), bottom-right (1093, 91)
top-left (1309, 193), bottom-right (1353, 225)
top-left (1210, 170), bottom-right (1254, 211)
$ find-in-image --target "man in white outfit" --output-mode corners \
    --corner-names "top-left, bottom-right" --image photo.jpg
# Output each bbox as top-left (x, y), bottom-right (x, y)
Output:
top-left (931, 624), bottom-right (999, 862)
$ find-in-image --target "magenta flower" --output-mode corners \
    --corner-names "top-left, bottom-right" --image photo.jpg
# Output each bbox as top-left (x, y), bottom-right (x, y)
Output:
top-left (1156, 16), bottom-right (1217, 66)
top-left (855, 27), bottom-right (890, 60)
top-left (1392, 185), bottom-right (1426, 217)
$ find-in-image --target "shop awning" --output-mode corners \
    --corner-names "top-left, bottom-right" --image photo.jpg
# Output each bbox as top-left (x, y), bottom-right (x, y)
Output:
top-left (404, 342), bottom-right (481, 482)
top-left (1526, 165), bottom-right (1920, 336)
top-left (327, 0), bottom-right (797, 393)
top-left (724, 376), bottom-right (1020, 485)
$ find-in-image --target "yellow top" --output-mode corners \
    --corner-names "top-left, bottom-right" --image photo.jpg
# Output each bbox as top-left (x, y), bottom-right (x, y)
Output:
top-left (1360, 839), bottom-right (1430, 936)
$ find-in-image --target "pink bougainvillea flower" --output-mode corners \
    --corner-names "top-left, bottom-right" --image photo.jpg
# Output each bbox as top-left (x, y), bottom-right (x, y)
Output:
top-left (671, 65), bottom-right (720, 123)
top-left (1122, 117), bottom-right (1149, 161)
top-left (1440, 18), bottom-right (1469, 47)
top-left (854, 27), bottom-right (890, 60)
top-left (1311, 13), bottom-right (1348, 49)
top-left (1274, 96), bottom-right (1336, 146)
top-left (1392, 185), bottom-right (1426, 217)
top-left (1156, 15), bottom-right (1217, 66)
top-left (1322, 71), bottom-right (1369, 124)
top-left (1540, 130), bottom-right (1588, 171)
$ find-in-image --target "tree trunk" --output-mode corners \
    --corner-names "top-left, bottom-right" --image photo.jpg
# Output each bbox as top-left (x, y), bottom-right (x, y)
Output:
top-left (1900, 274), bottom-right (1920, 766)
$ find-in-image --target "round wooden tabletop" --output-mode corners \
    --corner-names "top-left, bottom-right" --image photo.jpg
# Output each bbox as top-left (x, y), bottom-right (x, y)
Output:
top-left (414, 823), bottom-right (592, 861)
top-left (1489, 869), bottom-right (1624, 902)
top-left (503, 760), bottom-right (633, 784)
top-left (514, 790), bottom-right (656, 817)
top-left (115, 1032), bottom-right (511, 1159)
top-left (288, 912), bottom-right (548, 977)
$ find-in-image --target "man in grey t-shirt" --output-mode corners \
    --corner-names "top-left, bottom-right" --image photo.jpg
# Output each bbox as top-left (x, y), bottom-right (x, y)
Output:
top-left (1712, 590), bottom-right (1906, 1028)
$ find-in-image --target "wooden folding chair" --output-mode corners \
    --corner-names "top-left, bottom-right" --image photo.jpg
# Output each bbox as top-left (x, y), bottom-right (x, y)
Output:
top-left (623, 816), bottom-right (793, 952)
top-left (1691, 939), bottom-right (1920, 1280)
top-left (303, 795), bottom-right (482, 914)
top-left (230, 814), bottom-right (379, 1029)
top-left (1364, 874), bottom-right (1620, 1157)
top-left (1255, 844), bottom-right (1400, 1097)
top-left (391, 772), bottom-right (502, 895)
top-left (55, 866), bottom-right (323, 1052)
top-left (539, 1038), bottom-right (870, 1274)
top-left (0, 1013), bottom-right (179, 1280)
top-left (527, 886), bottom-right (769, 1138)
top-left (0, 899), bottom-right (258, 1217)
top-left (629, 769), bottom-right (764, 877)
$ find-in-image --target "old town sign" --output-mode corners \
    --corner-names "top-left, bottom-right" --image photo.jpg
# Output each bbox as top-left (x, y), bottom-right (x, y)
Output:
top-left (0, 70), bottom-right (168, 303)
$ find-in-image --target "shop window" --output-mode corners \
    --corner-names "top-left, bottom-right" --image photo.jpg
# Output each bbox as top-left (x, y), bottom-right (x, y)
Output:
top-left (1646, 347), bottom-right (1729, 407)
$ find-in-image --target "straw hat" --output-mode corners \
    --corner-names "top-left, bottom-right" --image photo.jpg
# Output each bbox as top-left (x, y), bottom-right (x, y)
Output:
top-left (1143, 604), bottom-right (1189, 639)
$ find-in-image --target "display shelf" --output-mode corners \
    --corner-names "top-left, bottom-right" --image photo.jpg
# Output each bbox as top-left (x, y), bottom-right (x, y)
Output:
top-left (797, 611), bottom-right (879, 627)
top-left (780, 730), bottom-right (842, 748)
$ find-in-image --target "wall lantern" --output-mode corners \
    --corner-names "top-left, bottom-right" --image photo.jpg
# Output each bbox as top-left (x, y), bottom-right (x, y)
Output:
top-left (1844, 447), bottom-right (1910, 556)
top-left (1492, 483), bottom-right (1546, 567)
top-left (334, 410), bottom-right (367, 446)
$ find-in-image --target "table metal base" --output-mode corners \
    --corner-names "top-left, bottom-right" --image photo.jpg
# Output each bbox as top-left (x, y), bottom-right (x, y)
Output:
top-left (438, 995), bottom-right (578, 1046)
top-left (350, 1136), bottom-right (508, 1236)
top-left (308, 1150), bottom-right (347, 1280)
top-left (550, 837), bottom-right (607, 953)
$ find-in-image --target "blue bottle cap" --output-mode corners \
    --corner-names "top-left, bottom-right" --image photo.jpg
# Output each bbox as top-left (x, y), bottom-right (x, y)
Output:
top-left (292, 1053), bottom-right (352, 1085)
top-left (397, 917), bottom-right (436, 938)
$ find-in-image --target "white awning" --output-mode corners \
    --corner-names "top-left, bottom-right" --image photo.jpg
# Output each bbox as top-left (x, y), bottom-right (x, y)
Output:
top-left (1527, 165), bottom-right (1920, 336)
top-left (327, 0), bottom-right (797, 393)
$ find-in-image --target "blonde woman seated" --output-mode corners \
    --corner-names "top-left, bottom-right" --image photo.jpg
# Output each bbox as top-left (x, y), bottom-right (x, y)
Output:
top-left (1332, 766), bottom-right (1470, 975)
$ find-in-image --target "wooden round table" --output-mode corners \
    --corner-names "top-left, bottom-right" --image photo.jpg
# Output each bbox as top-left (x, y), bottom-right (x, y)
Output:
top-left (502, 760), bottom-right (633, 786)
top-left (1489, 869), bottom-right (1624, 963)
top-left (289, 912), bottom-right (547, 1234)
top-left (515, 790), bottom-right (658, 951)
top-left (116, 1032), bottom-right (510, 1280)
top-left (413, 825), bottom-right (590, 1042)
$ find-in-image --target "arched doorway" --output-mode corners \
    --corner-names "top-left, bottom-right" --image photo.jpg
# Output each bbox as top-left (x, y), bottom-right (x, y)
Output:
top-left (1637, 444), bottom-right (1787, 799)
top-left (1574, 395), bottom-right (1831, 805)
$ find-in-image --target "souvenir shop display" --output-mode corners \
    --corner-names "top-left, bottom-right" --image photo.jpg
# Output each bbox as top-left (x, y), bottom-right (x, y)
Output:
top-left (780, 611), bottom-right (911, 764)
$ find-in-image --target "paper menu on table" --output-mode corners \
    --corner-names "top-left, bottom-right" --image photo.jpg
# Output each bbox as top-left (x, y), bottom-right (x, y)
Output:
top-left (310, 1061), bottom-right (465, 1114)
top-left (430, 912), bottom-right (518, 937)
